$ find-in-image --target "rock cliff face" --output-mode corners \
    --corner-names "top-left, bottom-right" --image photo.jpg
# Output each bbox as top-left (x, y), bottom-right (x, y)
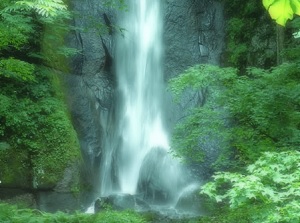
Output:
top-left (163, 0), bottom-right (224, 130)
top-left (164, 0), bottom-right (224, 79)
top-left (66, 0), bottom-right (117, 189)
top-left (66, 0), bottom-right (225, 191)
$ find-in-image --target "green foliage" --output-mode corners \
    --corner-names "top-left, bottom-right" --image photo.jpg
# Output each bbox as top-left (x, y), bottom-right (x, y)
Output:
top-left (0, 11), bottom-right (35, 50)
top-left (0, 68), bottom-right (81, 188)
top-left (226, 18), bottom-right (248, 67)
top-left (169, 65), bottom-right (237, 100)
top-left (263, 0), bottom-right (300, 26)
top-left (221, 0), bottom-right (276, 69)
top-left (40, 14), bottom-right (79, 71)
top-left (290, 16), bottom-right (300, 37)
top-left (201, 151), bottom-right (300, 223)
top-left (0, 58), bottom-right (35, 81)
top-left (169, 62), bottom-right (300, 167)
top-left (194, 206), bottom-right (253, 223)
top-left (0, 0), bottom-right (81, 188)
top-left (169, 65), bottom-right (236, 163)
top-left (0, 0), bottom-right (72, 79)
top-left (4, 0), bottom-right (68, 17)
top-left (0, 2), bottom-right (37, 81)
top-left (0, 202), bottom-right (146, 223)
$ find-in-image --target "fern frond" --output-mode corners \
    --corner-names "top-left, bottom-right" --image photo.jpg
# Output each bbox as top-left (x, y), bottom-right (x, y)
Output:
top-left (2, 0), bottom-right (68, 17)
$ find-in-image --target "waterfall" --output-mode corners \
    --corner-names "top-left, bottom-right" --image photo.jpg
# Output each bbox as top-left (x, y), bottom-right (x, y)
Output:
top-left (96, 0), bottom-right (194, 208)
top-left (115, 0), bottom-right (169, 195)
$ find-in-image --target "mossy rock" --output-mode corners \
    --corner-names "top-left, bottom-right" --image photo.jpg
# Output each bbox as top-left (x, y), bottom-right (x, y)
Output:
top-left (0, 148), bottom-right (31, 188)
top-left (32, 141), bottom-right (81, 190)
top-left (0, 73), bottom-right (82, 191)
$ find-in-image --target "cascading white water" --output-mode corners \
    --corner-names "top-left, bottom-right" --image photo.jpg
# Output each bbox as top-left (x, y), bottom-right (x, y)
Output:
top-left (90, 1), bottom-right (203, 214)
top-left (116, 0), bottom-right (170, 194)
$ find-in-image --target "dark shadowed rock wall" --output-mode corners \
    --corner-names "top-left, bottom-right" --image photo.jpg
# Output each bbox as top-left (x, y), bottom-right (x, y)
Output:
top-left (164, 0), bottom-right (224, 79)
top-left (163, 0), bottom-right (224, 129)
top-left (65, 0), bottom-right (117, 190)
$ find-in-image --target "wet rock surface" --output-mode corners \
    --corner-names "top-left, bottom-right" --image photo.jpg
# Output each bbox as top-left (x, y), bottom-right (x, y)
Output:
top-left (94, 193), bottom-right (202, 222)
top-left (94, 194), bottom-right (149, 212)
top-left (65, 0), bottom-right (118, 189)
top-left (137, 147), bottom-right (188, 204)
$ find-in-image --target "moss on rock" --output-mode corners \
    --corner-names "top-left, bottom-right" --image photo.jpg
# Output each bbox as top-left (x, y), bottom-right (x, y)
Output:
top-left (0, 148), bottom-right (30, 188)
top-left (0, 70), bottom-right (82, 191)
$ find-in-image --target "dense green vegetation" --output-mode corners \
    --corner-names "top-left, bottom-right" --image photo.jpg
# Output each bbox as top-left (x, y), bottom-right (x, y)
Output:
top-left (220, 0), bottom-right (276, 69)
top-left (170, 62), bottom-right (300, 168)
top-left (0, 201), bottom-right (262, 223)
top-left (169, 0), bottom-right (300, 222)
top-left (0, 0), bottom-right (80, 189)
top-left (0, 202), bottom-right (146, 223)
top-left (201, 151), bottom-right (300, 223)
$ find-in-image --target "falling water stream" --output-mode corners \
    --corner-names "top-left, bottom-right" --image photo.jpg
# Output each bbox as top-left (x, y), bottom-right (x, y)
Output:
top-left (116, 0), bottom-right (170, 195)
top-left (91, 0), bottom-right (201, 215)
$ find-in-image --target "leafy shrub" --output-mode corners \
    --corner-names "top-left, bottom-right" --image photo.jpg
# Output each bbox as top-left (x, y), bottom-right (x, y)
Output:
top-left (219, 0), bottom-right (276, 69)
top-left (201, 151), bottom-right (300, 223)
top-left (169, 63), bottom-right (300, 168)
top-left (0, 68), bottom-right (81, 188)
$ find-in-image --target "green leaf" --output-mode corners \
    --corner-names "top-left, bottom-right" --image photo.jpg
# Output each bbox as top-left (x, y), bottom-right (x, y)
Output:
top-left (291, 0), bottom-right (300, 15)
top-left (263, 0), bottom-right (300, 26)
top-left (0, 58), bottom-right (35, 81)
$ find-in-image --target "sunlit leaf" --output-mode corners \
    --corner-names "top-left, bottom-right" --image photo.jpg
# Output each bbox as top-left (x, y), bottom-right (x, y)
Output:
top-left (263, 0), bottom-right (300, 26)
